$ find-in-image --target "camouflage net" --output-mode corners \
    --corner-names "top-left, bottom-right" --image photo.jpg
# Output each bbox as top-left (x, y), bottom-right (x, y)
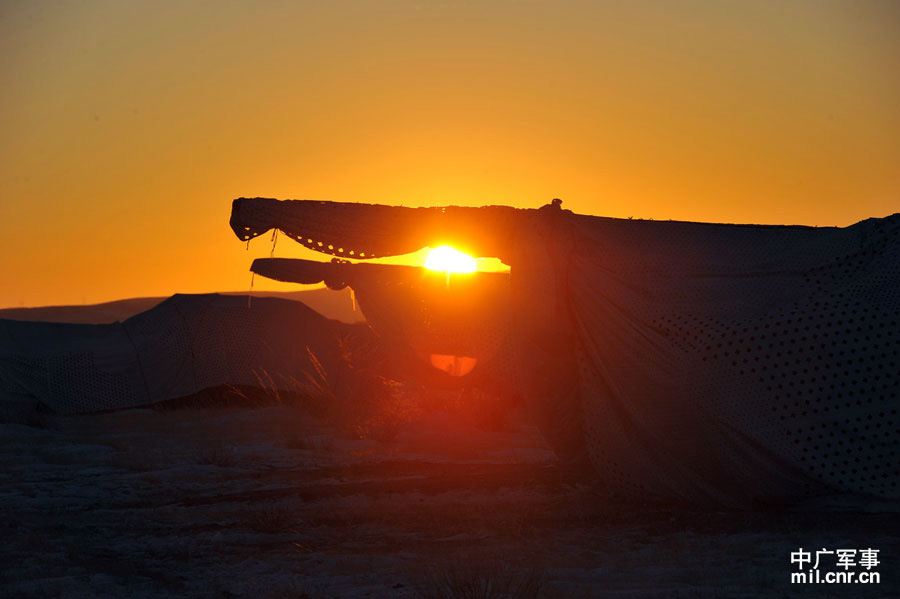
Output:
top-left (239, 198), bottom-right (900, 506)
top-left (0, 295), bottom-right (353, 414)
top-left (230, 197), bottom-right (518, 260)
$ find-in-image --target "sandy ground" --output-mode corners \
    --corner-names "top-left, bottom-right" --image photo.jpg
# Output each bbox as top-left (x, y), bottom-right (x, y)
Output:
top-left (1, 405), bottom-right (897, 598)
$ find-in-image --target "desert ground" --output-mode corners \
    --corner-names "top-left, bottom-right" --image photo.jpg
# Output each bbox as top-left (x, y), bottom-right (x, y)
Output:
top-left (2, 295), bottom-right (898, 598)
top-left (2, 396), bottom-right (897, 599)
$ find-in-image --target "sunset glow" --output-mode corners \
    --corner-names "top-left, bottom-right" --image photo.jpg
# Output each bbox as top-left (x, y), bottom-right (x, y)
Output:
top-left (424, 246), bottom-right (477, 274)
top-left (1, 1), bottom-right (898, 308)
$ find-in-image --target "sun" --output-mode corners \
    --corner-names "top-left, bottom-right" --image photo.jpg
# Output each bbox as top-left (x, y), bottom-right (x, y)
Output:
top-left (424, 246), bottom-right (477, 273)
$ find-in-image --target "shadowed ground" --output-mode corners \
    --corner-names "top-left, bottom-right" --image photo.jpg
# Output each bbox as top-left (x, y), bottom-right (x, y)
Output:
top-left (1, 405), bottom-right (896, 598)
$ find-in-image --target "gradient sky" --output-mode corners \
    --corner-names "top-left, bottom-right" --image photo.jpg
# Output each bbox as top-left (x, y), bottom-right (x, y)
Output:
top-left (1, 0), bottom-right (898, 308)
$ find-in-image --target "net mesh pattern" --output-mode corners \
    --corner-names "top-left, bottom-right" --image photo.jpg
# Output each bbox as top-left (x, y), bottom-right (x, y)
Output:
top-left (244, 201), bottom-right (899, 505)
top-left (230, 197), bottom-right (518, 261)
top-left (351, 274), bottom-right (513, 383)
top-left (43, 351), bottom-right (139, 414)
top-left (246, 255), bottom-right (516, 387)
top-left (0, 295), bottom-right (351, 414)
top-left (516, 211), bottom-right (900, 505)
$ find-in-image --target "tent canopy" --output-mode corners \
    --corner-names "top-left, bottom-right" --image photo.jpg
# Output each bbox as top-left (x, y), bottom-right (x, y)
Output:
top-left (232, 197), bottom-right (900, 506)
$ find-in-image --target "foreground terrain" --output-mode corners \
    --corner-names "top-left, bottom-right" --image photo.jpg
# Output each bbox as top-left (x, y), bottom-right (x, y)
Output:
top-left (1, 404), bottom-right (896, 598)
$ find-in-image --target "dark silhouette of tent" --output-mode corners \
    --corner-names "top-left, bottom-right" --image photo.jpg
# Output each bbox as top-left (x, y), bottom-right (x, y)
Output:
top-left (231, 197), bottom-right (900, 506)
top-left (0, 294), bottom-right (358, 414)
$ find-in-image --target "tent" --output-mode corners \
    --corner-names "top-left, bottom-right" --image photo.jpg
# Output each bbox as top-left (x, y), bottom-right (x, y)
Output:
top-left (231, 197), bottom-right (900, 506)
top-left (0, 294), bottom-right (357, 414)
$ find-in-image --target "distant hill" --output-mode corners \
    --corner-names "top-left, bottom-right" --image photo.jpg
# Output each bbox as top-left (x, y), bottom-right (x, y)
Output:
top-left (0, 288), bottom-right (365, 324)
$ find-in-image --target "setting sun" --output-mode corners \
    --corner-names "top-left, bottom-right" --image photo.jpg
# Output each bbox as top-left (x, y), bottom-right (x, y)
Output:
top-left (424, 246), bottom-right (477, 274)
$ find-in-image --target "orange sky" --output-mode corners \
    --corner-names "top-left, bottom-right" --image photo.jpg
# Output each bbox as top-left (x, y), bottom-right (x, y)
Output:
top-left (1, 0), bottom-right (898, 308)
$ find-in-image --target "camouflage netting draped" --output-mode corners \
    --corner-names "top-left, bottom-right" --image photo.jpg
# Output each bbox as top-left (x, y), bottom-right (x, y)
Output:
top-left (230, 197), bottom-right (518, 261)
top-left (235, 198), bottom-right (900, 506)
top-left (0, 294), bottom-right (353, 414)
top-left (251, 258), bottom-right (517, 391)
top-left (534, 210), bottom-right (900, 505)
